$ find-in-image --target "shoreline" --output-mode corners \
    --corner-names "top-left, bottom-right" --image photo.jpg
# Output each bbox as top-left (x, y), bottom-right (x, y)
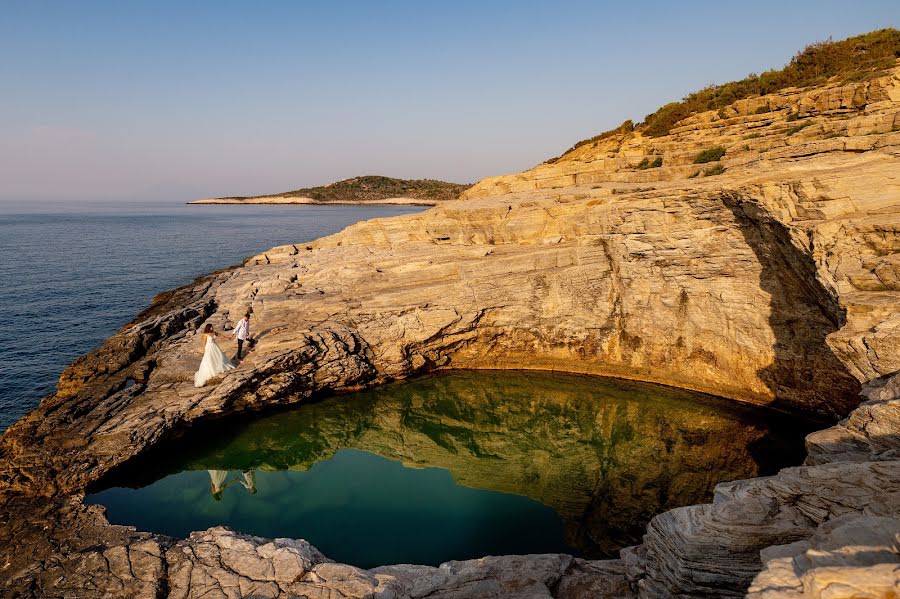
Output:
top-left (187, 196), bottom-right (439, 206)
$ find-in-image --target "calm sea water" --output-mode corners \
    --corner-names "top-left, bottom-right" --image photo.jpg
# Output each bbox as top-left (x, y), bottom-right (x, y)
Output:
top-left (0, 200), bottom-right (424, 432)
top-left (87, 370), bottom-right (816, 567)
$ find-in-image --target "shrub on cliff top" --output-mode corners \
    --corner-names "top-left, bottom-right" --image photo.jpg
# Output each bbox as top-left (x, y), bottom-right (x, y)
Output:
top-left (693, 146), bottom-right (726, 164)
top-left (559, 120), bottom-right (634, 156)
top-left (641, 29), bottom-right (900, 137)
top-left (552, 28), bottom-right (900, 159)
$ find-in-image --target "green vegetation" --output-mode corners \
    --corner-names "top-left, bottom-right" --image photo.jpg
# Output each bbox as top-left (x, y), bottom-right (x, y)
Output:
top-left (636, 156), bottom-right (663, 169)
top-left (703, 164), bottom-right (726, 176)
top-left (561, 120), bottom-right (634, 156)
top-left (743, 132), bottom-right (763, 140)
top-left (754, 105), bottom-right (771, 114)
top-left (786, 120), bottom-right (816, 135)
top-left (641, 29), bottom-right (899, 137)
top-left (220, 176), bottom-right (472, 203)
top-left (693, 146), bottom-right (727, 164)
top-left (554, 28), bottom-right (900, 158)
top-left (688, 170), bottom-right (700, 179)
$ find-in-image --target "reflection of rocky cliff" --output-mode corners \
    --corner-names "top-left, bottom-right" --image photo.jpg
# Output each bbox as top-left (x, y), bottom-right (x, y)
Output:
top-left (136, 372), bottom-right (803, 555)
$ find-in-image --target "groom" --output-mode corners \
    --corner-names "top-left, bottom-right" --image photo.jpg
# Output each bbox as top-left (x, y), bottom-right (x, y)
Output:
top-left (233, 312), bottom-right (253, 359)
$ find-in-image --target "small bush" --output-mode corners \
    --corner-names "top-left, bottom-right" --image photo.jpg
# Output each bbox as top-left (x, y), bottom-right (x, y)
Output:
top-left (703, 164), bottom-right (726, 176)
top-left (786, 121), bottom-right (815, 135)
top-left (693, 146), bottom-right (727, 164)
top-left (743, 132), bottom-right (763, 140)
top-left (636, 156), bottom-right (664, 170)
top-left (742, 144), bottom-right (751, 151)
top-left (755, 105), bottom-right (771, 114)
top-left (562, 119), bottom-right (635, 156)
top-left (688, 170), bottom-right (700, 178)
top-left (786, 112), bottom-right (800, 122)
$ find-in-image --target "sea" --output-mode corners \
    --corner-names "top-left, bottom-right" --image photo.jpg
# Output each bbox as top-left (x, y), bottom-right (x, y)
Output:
top-left (0, 200), bottom-right (424, 432)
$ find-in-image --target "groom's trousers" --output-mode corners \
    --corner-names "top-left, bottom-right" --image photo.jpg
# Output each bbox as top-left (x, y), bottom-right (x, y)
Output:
top-left (237, 339), bottom-right (244, 359)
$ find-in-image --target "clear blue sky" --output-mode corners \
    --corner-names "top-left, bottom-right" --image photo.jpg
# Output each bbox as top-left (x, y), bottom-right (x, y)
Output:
top-left (1, 1), bottom-right (897, 202)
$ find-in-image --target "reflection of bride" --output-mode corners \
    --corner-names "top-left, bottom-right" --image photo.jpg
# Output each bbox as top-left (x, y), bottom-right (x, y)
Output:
top-left (209, 469), bottom-right (228, 500)
top-left (207, 469), bottom-right (257, 500)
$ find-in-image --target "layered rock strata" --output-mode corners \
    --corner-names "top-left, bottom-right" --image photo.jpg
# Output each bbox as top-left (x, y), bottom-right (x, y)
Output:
top-left (623, 375), bottom-right (900, 596)
top-left (2, 66), bottom-right (900, 597)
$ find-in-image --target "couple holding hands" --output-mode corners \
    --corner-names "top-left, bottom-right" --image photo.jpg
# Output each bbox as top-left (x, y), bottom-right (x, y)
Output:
top-left (193, 312), bottom-right (255, 387)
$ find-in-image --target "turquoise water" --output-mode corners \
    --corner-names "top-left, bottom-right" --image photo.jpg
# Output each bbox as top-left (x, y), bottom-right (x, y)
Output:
top-left (0, 200), bottom-right (423, 431)
top-left (87, 370), bottom-right (817, 567)
top-left (93, 449), bottom-right (569, 567)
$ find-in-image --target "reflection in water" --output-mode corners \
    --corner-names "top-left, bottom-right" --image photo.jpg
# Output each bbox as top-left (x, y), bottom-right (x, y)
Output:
top-left (90, 371), bottom-right (817, 564)
top-left (208, 470), bottom-right (257, 500)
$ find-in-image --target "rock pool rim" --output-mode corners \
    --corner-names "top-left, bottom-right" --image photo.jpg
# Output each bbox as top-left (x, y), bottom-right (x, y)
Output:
top-left (81, 367), bottom-right (818, 570)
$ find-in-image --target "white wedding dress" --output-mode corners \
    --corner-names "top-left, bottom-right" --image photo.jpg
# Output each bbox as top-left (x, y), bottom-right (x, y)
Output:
top-left (194, 334), bottom-right (235, 387)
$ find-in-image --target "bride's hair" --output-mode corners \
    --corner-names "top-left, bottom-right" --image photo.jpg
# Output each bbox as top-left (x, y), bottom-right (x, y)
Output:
top-left (203, 324), bottom-right (213, 334)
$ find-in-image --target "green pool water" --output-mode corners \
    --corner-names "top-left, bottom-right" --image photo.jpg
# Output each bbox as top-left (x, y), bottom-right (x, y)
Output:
top-left (86, 370), bottom-right (818, 568)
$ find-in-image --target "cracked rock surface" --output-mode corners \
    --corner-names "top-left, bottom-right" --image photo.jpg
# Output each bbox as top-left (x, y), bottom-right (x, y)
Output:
top-left (2, 65), bottom-right (900, 597)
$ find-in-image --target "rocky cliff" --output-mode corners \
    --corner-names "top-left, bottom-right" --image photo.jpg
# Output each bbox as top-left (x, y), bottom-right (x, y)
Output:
top-left (1, 56), bottom-right (899, 599)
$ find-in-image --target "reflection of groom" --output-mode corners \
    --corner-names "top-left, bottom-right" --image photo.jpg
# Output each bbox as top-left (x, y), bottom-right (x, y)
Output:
top-left (207, 469), bottom-right (257, 500)
top-left (233, 312), bottom-right (252, 359)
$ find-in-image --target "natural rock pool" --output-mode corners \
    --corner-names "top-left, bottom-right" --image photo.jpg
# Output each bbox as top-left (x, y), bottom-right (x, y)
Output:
top-left (86, 370), bottom-right (818, 568)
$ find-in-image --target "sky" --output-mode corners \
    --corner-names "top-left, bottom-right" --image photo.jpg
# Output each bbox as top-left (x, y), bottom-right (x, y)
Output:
top-left (1, 1), bottom-right (898, 202)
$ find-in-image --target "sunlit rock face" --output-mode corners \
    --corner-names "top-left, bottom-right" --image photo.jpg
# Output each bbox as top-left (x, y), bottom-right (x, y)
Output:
top-left (104, 371), bottom-right (810, 558)
top-left (4, 67), bottom-right (898, 500)
top-left (0, 59), bottom-right (898, 599)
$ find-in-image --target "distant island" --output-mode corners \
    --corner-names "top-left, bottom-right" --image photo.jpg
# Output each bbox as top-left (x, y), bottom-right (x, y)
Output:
top-left (189, 175), bottom-right (473, 206)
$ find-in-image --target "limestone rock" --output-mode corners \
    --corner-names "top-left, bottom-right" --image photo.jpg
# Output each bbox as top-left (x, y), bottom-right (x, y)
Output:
top-left (627, 459), bottom-right (900, 596)
top-left (555, 559), bottom-right (635, 599)
top-left (2, 59), bottom-right (900, 599)
top-left (805, 372), bottom-right (900, 466)
top-left (747, 514), bottom-right (900, 598)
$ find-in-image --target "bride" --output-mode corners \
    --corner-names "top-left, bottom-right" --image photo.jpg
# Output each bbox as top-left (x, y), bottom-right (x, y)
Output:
top-left (194, 323), bottom-right (235, 387)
